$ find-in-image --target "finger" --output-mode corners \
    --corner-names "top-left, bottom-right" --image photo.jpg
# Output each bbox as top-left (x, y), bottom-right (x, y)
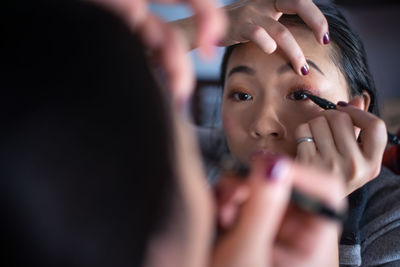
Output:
top-left (188, 0), bottom-right (227, 57)
top-left (215, 174), bottom-right (247, 205)
top-left (323, 110), bottom-right (361, 159)
top-left (136, 13), bottom-right (166, 48)
top-left (273, 162), bottom-right (346, 266)
top-left (336, 101), bottom-right (387, 161)
top-left (308, 115), bottom-right (337, 157)
top-left (265, 18), bottom-right (309, 75)
top-left (234, 156), bottom-right (292, 245)
top-left (240, 23), bottom-right (277, 54)
top-left (295, 122), bottom-right (317, 163)
top-left (276, 0), bottom-right (329, 45)
top-left (138, 15), bottom-right (195, 102)
top-left (162, 28), bottom-right (195, 102)
top-left (215, 176), bottom-right (250, 229)
top-left (212, 156), bottom-right (292, 266)
top-left (288, 162), bottom-right (347, 210)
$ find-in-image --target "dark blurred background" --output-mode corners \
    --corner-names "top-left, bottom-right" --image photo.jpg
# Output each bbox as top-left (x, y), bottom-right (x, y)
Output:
top-left (336, 0), bottom-right (400, 132)
top-left (151, 0), bottom-right (400, 131)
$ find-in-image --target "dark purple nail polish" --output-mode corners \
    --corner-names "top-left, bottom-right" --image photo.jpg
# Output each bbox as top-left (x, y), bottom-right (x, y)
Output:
top-left (216, 39), bottom-right (224, 47)
top-left (301, 65), bottom-right (309, 76)
top-left (214, 186), bottom-right (221, 199)
top-left (323, 32), bottom-right (330, 44)
top-left (337, 101), bottom-right (348, 107)
top-left (265, 156), bottom-right (289, 181)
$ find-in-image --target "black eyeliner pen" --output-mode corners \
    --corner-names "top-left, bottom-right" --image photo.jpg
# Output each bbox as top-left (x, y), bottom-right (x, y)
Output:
top-left (219, 154), bottom-right (347, 223)
top-left (304, 93), bottom-right (400, 145)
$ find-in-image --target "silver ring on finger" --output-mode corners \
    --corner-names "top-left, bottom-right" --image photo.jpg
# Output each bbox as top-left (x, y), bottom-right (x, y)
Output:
top-left (296, 137), bottom-right (314, 145)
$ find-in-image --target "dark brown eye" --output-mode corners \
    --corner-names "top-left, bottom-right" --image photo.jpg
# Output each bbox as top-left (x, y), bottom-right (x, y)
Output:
top-left (290, 90), bottom-right (309, 101)
top-left (232, 92), bottom-right (253, 101)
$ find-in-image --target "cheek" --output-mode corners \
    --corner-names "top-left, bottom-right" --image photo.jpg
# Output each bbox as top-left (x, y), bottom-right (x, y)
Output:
top-left (221, 101), bottom-right (245, 136)
top-left (221, 106), bottom-right (249, 156)
top-left (280, 103), bottom-right (321, 130)
top-left (222, 111), bottom-right (243, 146)
top-left (221, 111), bottom-right (235, 134)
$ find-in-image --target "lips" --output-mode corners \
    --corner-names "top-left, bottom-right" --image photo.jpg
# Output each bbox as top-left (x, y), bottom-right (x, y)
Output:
top-left (249, 150), bottom-right (281, 162)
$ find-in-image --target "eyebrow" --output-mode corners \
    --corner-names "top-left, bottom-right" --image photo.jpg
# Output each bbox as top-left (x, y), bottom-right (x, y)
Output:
top-left (226, 59), bottom-right (325, 79)
top-left (278, 59), bottom-right (325, 76)
top-left (227, 65), bottom-right (256, 78)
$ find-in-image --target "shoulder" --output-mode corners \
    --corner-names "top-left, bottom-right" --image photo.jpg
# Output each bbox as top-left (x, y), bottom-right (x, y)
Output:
top-left (361, 166), bottom-right (400, 227)
top-left (359, 166), bottom-right (400, 266)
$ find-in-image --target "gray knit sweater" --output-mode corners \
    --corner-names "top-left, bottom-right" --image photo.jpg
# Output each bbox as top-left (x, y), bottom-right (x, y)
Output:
top-left (197, 126), bottom-right (400, 266)
top-left (340, 166), bottom-right (400, 266)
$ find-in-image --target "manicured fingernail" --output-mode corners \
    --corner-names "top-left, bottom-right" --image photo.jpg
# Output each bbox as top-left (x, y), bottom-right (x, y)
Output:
top-left (323, 32), bottom-right (330, 44)
top-left (301, 64), bottom-right (309, 76)
top-left (214, 186), bottom-right (221, 199)
top-left (265, 156), bottom-right (290, 181)
top-left (337, 101), bottom-right (348, 107)
top-left (215, 38), bottom-right (224, 47)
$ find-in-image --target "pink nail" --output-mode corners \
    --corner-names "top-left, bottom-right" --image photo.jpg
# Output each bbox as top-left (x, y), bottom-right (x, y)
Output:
top-left (323, 32), bottom-right (330, 45)
top-left (265, 156), bottom-right (290, 181)
top-left (301, 65), bottom-right (309, 76)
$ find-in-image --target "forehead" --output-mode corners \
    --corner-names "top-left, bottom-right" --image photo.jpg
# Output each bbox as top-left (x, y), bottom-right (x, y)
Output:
top-left (226, 25), bottom-right (339, 79)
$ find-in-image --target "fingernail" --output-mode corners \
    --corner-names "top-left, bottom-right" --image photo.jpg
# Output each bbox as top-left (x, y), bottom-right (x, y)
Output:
top-left (265, 156), bottom-right (290, 181)
top-left (323, 32), bottom-right (330, 45)
top-left (337, 101), bottom-right (348, 107)
top-left (215, 38), bottom-right (224, 47)
top-left (214, 186), bottom-right (221, 199)
top-left (301, 64), bottom-right (309, 76)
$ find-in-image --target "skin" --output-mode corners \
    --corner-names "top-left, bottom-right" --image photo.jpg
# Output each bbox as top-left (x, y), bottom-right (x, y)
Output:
top-left (145, 111), bottom-right (214, 267)
top-left (145, 108), bottom-right (346, 267)
top-left (174, 0), bottom-right (329, 76)
top-left (222, 25), bottom-right (351, 163)
top-left (211, 24), bottom-right (387, 266)
top-left (85, 1), bottom-right (352, 265)
top-left (90, 0), bottom-right (330, 102)
top-left (222, 25), bottom-right (387, 195)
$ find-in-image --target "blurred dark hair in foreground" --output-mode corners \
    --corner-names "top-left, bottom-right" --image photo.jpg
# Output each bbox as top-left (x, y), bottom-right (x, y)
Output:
top-left (1, 0), bottom-right (177, 266)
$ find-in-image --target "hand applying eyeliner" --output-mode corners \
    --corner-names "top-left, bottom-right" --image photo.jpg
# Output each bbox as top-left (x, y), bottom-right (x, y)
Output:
top-left (293, 91), bottom-right (389, 195)
top-left (301, 93), bottom-right (399, 145)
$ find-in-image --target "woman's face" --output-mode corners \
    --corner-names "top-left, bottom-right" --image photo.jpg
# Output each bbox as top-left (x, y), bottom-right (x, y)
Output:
top-left (222, 26), bottom-right (350, 164)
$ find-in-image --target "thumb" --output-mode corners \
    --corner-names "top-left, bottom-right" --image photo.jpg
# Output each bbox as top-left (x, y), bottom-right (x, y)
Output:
top-left (235, 155), bottom-right (292, 247)
top-left (212, 155), bottom-right (292, 267)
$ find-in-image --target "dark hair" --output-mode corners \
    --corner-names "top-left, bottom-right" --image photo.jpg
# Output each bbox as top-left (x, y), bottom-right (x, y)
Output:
top-left (1, 0), bottom-right (178, 266)
top-left (220, 3), bottom-right (379, 115)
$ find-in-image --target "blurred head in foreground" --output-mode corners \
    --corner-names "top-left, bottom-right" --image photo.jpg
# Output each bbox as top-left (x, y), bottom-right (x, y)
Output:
top-left (1, 1), bottom-right (212, 266)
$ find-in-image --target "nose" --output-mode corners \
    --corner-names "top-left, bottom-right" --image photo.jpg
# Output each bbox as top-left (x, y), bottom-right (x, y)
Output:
top-left (249, 103), bottom-right (286, 140)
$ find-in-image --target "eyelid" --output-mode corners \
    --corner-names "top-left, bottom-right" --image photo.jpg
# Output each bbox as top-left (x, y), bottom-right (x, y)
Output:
top-left (226, 85), bottom-right (251, 93)
top-left (226, 88), bottom-right (254, 102)
top-left (287, 85), bottom-right (320, 97)
top-left (225, 86), bottom-right (251, 97)
top-left (286, 85), bottom-right (322, 102)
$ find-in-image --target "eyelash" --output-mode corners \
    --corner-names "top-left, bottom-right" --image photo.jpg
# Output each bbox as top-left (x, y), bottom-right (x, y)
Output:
top-left (228, 87), bottom-right (316, 102)
top-left (287, 88), bottom-right (314, 101)
top-left (229, 90), bottom-right (253, 102)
